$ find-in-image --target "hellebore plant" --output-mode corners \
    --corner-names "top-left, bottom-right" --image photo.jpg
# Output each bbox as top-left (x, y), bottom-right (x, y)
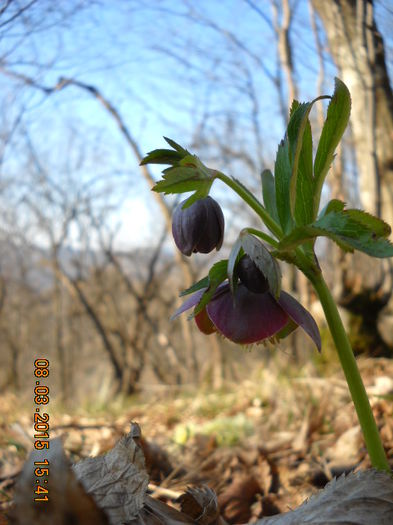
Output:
top-left (141, 79), bottom-right (393, 473)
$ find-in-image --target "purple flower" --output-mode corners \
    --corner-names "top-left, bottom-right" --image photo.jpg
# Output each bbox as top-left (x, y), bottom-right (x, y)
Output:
top-left (237, 254), bottom-right (269, 293)
top-left (173, 283), bottom-right (321, 350)
top-left (172, 196), bottom-right (224, 256)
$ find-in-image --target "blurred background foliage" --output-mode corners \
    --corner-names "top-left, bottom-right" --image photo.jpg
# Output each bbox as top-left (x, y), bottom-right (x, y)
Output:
top-left (0, 0), bottom-right (393, 406)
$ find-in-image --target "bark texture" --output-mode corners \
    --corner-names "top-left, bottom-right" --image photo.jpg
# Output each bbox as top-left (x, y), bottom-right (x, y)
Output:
top-left (312, 0), bottom-right (393, 355)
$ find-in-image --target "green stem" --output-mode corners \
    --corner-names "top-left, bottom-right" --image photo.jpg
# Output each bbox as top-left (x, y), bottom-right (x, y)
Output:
top-left (310, 272), bottom-right (390, 472)
top-left (215, 172), bottom-right (283, 239)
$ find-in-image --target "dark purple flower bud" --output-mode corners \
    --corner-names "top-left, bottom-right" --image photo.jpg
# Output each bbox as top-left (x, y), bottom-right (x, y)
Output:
top-left (172, 196), bottom-right (224, 256)
top-left (237, 255), bottom-right (269, 294)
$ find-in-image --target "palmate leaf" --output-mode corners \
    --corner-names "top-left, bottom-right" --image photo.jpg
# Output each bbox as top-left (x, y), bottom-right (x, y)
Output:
top-left (277, 209), bottom-right (393, 258)
top-left (261, 169), bottom-right (279, 224)
top-left (275, 95), bottom-right (325, 232)
top-left (151, 150), bottom-right (215, 201)
top-left (142, 138), bottom-right (214, 200)
top-left (313, 79), bottom-right (351, 214)
top-left (274, 139), bottom-right (293, 233)
top-left (318, 199), bottom-right (346, 218)
top-left (163, 136), bottom-right (189, 155)
top-left (344, 209), bottom-right (391, 237)
top-left (140, 137), bottom-right (190, 166)
top-left (292, 108), bottom-right (314, 226)
top-left (140, 148), bottom-right (184, 166)
top-left (152, 166), bottom-right (204, 194)
top-left (287, 101), bottom-right (314, 225)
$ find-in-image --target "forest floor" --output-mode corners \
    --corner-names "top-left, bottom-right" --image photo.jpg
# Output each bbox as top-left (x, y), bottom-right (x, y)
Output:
top-left (1, 356), bottom-right (393, 523)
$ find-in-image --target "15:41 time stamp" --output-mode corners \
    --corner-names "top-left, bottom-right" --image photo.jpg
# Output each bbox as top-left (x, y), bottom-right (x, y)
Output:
top-left (33, 358), bottom-right (50, 503)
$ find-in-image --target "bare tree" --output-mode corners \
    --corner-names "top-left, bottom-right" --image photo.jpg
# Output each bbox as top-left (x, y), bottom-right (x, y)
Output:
top-left (312, 0), bottom-right (393, 355)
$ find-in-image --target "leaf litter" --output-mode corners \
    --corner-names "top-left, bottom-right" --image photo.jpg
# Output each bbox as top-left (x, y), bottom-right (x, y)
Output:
top-left (1, 358), bottom-right (393, 523)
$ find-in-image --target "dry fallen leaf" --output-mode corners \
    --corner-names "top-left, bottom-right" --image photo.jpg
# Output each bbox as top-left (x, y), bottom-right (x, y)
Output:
top-left (217, 474), bottom-right (261, 523)
top-left (257, 469), bottom-right (393, 525)
top-left (178, 485), bottom-right (226, 524)
top-left (10, 438), bottom-right (109, 525)
top-left (72, 422), bottom-right (149, 524)
top-left (9, 422), bottom-right (393, 525)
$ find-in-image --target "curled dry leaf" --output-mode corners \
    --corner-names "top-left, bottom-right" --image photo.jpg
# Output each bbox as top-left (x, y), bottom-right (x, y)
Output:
top-left (217, 474), bottom-right (261, 524)
top-left (178, 486), bottom-right (226, 525)
top-left (10, 438), bottom-right (109, 525)
top-left (257, 469), bottom-right (393, 525)
top-left (72, 422), bottom-right (149, 524)
top-left (128, 495), bottom-right (195, 524)
top-left (10, 422), bottom-right (393, 525)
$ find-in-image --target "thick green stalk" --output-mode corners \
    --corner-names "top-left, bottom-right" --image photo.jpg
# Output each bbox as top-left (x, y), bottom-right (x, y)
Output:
top-left (310, 272), bottom-right (390, 472)
top-left (215, 172), bottom-right (283, 239)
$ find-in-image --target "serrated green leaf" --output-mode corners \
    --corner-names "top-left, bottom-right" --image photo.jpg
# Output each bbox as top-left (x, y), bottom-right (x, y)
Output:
top-left (314, 211), bottom-right (393, 257)
top-left (227, 237), bottom-right (243, 294)
top-left (278, 225), bottom-right (320, 251)
top-left (341, 235), bottom-right (393, 257)
top-left (261, 169), bottom-right (279, 224)
top-left (289, 99), bottom-right (300, 118)
top-left (179, 154), bottom-right (199, 167)
top-left (293, 116), bottom-right (314, 226)
top-left (315, 211), bottom-right (370, 239)
top-left (318, 199), bottom-right (346, 219)
top-left (274, 139), bottom-right (293, 233)
top-left (180, 276), bottom-right (210, 297)
top-left (344, 209), bottom-right (391, 238)
top-left (313, 79), bottom-right (351, 214)
top-left (140, 148), bottom-right (184, 166)
top-left (181, 180), bottom-right (214, 209)
top-left (152, 167), bottom-right (203, 193)
top-left (152, 165), bottom-right (208, 195)
top-left (192, 260), bottom-right (228, 317)
top-left (153, 179), bottom-right (202, 194)
top-left (240, 232), bottom-right (281, 298)
top-left (287, 101), bottom-right (314, 219)
top-left (278, 209), bottom-right (393, 258)
top-left (141, 138), bottom-right (190, 166)
top-left (163, 137), bottom-right (189, 156)
top-left (287, 102), bottom-right (313, 215)
top-left (278, 224), bottom-right (354, 252)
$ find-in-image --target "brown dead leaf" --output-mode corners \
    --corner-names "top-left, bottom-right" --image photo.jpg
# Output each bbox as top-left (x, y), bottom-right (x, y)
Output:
top-left (139, 436), bottom-right (174, 482)
top-left (0, 513), bottom-right (10, 525)
top-left (131, 494), bottom-right (194, 524)
top-left (9, 438), bottom-right (109, 525)
top-left (178, 486), bottom-right (222, 524)
top-left (217, 474), bottom-right (261, 524)
top-left (257, 469), bottom-right (393, 524)
top-left (8, 423), bottom-right (220, 525)
top-left (72, 422), bottom-right (149, 523)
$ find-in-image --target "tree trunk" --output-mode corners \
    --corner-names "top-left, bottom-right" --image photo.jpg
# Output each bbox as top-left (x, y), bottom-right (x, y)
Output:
top-left (312, 0), bottom-right (393, 355)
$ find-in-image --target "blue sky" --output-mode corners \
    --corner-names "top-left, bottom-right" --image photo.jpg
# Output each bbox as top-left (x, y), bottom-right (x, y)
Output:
top-left (0, 0), bottom-right (391, 249)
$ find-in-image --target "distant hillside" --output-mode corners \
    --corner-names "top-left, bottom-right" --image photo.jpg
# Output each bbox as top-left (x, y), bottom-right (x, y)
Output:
top-left (0, 237), bottom-right (173, 291)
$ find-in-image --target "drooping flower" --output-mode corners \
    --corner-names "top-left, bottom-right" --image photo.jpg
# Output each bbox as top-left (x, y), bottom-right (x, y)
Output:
top-left (172, 196), bottom-right (224, 256)
top-left (237, 254), bottom-right (269, 293)
top-left (173, 283), bottom-right (321, 351)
